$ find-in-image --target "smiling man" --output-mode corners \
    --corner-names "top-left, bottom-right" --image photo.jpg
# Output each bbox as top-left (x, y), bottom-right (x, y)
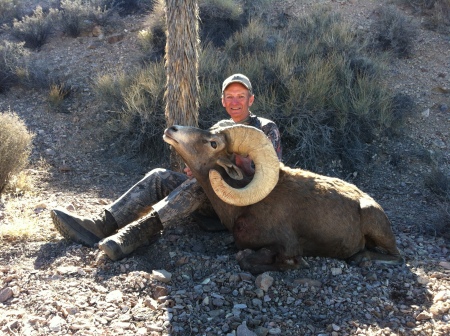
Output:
top-left (50, 74), bottom-right (282, 261)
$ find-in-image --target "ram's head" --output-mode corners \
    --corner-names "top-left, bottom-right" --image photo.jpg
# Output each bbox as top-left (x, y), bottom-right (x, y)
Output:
top-left (163, 125), bottom-right (279, 206)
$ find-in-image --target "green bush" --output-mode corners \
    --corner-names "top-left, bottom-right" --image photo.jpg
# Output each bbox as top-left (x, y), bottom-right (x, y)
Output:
top-left (59, 0), bottom-right (107, 37)
top-left (11, 6), bottom-right (57, 50)
top-left (93, 62), bottom-right (168, 162)
top-left (371, 4), bottom-right (418, 58)
top-left (399, 0), bottom-right (450, 33)
top-left (101, 0), bottom-right (154, 15)
top-left (0, 41), bottom-right (29, 92)
top-left (0, 0), bottom-right (23, 27)
top-left (138, 0), bottom-right (166, 62)
top-left (198, 0), bottom-right (244, 46)
top-left (425, 168), bottom-right (450, 199)
top-left (0, 110), bottom-right (34, 194)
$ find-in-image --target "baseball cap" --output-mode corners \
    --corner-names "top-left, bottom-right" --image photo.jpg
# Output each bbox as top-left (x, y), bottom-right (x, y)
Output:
top-left (222, 74), bottom-right (252, 94)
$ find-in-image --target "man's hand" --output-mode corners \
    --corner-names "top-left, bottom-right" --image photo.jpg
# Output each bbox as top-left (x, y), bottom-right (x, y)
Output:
top-left (235, 154), bottom-right (254, 176)
top-left (184, 165), bottom-right (194, 179)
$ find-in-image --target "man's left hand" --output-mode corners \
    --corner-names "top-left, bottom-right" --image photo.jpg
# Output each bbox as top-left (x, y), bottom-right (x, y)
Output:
top-left (235, 155), bottom-right (254, 176)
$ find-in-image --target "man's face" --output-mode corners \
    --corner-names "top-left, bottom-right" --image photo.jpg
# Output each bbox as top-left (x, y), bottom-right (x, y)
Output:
top-left (222, 82), bottom-right (254, 122)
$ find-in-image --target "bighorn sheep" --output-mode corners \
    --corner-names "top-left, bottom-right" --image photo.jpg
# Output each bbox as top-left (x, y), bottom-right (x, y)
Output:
top-left (163, 124), bottom-right (403, 274)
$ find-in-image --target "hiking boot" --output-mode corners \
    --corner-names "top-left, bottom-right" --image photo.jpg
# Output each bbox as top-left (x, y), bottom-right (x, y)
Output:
top-left (99, 211), bottom-right (163, 261)
top-left (51, 208), bottom-right (118, 247)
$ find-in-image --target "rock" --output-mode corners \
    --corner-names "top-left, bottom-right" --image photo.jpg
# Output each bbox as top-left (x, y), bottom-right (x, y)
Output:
top-left (430, 301), bottom-right (450, 316)
top-left (256, 273), bottom-right (274, 292)
top-left (144, 297), bottom-right (158, 310)
top-left (434, 290), bottom-right (450, 302)
top-left (105, 290), bottom-right (123, 303)
top-left (49, 315), bottom-right (66, 332)
top-left (107, 34), bottom-right (125, 44)
top-left (237, 321), bottom-right (257, 336)
top-left (416, 310), bottom-right (432, 320)
top-left (331, 267), bottom-right (342, 275)
top-left (0, 287), bottom-right (13, 302)
top-left (152, 269), bottom-right (172, 283)
top-left (439, 261), bottom-right (450, 270)
top-left (153, 285), bottom-right (168, 299)
top-left (294, 278), bottom-right (322, 287)
top-left (92, 25), bottom-right (103, 37)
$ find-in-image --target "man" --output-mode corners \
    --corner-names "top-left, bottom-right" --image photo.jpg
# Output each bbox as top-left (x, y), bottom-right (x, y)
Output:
top-left (51, 74), bottom-right (282, 261)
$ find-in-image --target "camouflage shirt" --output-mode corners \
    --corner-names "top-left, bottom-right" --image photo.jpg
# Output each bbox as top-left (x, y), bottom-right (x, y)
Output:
top-left (211, 112), bottom-right (283, 161)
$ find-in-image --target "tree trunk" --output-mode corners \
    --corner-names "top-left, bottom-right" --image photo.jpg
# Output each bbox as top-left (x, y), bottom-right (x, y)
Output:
top-left (164, 0), bottom-right (200, 172)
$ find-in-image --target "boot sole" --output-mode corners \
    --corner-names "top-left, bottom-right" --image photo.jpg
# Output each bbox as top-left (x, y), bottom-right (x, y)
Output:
top-left (51, 209), bottom-right (101, 247)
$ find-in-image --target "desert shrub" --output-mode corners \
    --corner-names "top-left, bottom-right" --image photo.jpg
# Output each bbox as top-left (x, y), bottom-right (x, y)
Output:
top-left (399, 0), bottom-right (450, 33)
top-left (371, 5), bottom-right (418, 58)
top-left (0, 41), bottom-right (29, 92)
top-left (0, 0), bottom-right (23, 27)
top-left (58, 0), bottom-right (108, 37)
top-left (240, 0), bottom-right (294, 28)
top-left (0, 110), bottom-right (34, 194)
top-left (11, 6), bottom-right (57, 50)
top-left (198, 0), bottom-right (244, 46)
top-left (94, 71), bottom-right (131, 109)
top-left (93, 62), bottom-right (167, 162)
top-left (100, 0), bottom-right (154, 15)
top-left (47, 82), bottom-right (72, 112)
top-left (138, 0), bottom-right (166, 62)
top-left (425, 168), bottom-right (450, 199)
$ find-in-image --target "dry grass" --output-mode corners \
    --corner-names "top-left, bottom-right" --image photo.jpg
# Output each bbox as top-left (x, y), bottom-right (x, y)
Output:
top-left (0, 158), bottom-right (54, 242)
top-left (47, 82), bottom-right (71, 112)
top-left (0, 110), bottom-right (34, 194)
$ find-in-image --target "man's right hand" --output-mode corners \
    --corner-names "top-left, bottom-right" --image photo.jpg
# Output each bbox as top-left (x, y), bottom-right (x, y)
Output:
top-left (184, 165), bottom-right (194, 179)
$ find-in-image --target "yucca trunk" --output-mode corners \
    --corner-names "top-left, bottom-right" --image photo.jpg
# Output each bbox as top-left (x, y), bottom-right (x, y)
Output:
top-left (164, 0), bottom-right (200, 172)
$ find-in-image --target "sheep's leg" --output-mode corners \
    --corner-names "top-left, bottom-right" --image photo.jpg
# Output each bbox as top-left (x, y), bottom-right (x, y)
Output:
top-left (357, 198), bottom-right (404, 265)
top-left (347, 248), bottom-right (404, 265)
top-left (236, 248), bottom-right (309, 275)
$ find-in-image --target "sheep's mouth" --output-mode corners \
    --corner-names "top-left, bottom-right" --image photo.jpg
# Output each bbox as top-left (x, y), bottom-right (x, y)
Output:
top-left (163, 130), bottom-right (178, 144)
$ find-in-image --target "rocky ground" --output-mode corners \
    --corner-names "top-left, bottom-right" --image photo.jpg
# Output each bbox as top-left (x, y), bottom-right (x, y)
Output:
top-left (1, 1), bottom-right (449, 335)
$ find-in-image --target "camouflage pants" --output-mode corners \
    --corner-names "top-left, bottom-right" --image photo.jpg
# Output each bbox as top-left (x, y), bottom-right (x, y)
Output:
top-left (106, 168), bottom-right (211, 228)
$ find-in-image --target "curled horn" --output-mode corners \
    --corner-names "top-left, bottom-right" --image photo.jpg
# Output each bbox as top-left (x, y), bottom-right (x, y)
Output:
top-left (209, 125), bottom-right (279, 206)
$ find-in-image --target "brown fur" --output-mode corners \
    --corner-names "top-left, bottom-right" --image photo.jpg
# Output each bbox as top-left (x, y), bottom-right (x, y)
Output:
top-left (164, 126), bottom-right (403, 274)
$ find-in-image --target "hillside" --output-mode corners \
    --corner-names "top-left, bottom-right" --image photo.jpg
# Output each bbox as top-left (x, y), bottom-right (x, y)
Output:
top-left (0, 1), bottom-right (449, 335)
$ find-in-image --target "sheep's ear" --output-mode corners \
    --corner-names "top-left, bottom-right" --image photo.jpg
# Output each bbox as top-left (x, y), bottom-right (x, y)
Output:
top-left (215, 158), bottom-right (244, 180)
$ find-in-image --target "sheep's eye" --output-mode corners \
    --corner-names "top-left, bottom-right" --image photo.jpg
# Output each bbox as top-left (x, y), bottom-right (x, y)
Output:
top-left (210, 141), bottom-right (217, 149)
